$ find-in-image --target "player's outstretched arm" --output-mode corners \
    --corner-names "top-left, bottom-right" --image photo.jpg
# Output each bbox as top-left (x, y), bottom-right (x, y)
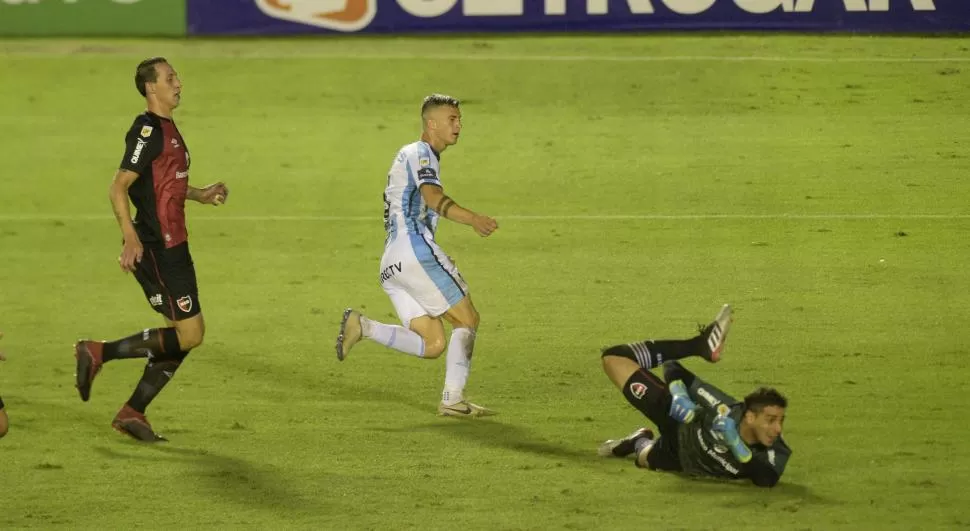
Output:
top-left (420, 184), bottom-right (497, 237)
top-left (109, 169), bottom-right (143, 273)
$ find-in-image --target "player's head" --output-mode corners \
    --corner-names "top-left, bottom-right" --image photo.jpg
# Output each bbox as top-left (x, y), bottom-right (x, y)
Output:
top-left (135, 57), bottom-right (182, 110)
top-left (421, 93), bottom-right (462, 147)
top-left (741, 387), bottom-right (787, 446)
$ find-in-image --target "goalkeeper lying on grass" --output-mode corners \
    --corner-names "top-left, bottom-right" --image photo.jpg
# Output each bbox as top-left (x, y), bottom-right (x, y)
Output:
top-left (598, 305), bottom-right (791, 487)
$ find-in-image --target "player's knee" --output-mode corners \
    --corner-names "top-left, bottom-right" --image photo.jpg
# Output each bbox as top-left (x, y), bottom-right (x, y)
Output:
top-left (176, 327), bottom-right (204, 351)
top-left (601, 344), bottom-right (635, 368)
top-left (424, 337), bottom-right (447, 359)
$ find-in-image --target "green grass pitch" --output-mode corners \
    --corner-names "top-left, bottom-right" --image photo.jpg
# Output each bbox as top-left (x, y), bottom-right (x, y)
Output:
top-left (0, 35), bottom-right (969, 529)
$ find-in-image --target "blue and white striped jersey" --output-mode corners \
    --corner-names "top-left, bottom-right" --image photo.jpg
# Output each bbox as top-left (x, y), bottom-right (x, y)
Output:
top-left (383, 140), bottom-right (442, 242)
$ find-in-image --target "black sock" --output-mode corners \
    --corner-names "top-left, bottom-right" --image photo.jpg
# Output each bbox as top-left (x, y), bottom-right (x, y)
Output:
top-left (605, 336), bottom-right (705, 370)
top-left (127, 351), bottom-right (189, 413)
top-left (103, 328), bottom-right (181, 362)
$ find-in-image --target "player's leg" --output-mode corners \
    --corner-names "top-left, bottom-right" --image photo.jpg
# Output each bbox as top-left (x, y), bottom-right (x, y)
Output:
top-left (404, 237), bottom-right (490, 417)
top-left (336, 287), bottom-right (443, 361)
top-left (601, 354), bottom-right (672, 426)
top-left (74, 246), bottom-right (184, 403)
top-left (601, 304), bottom-right (734, 371)
top-left (112, 243), bottom-right (202, 442)
top-left (438, 295), bottom-right (486, 415)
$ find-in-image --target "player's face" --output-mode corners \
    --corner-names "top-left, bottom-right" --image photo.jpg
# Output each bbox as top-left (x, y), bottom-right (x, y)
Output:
top-left (430, 105), bottom-right (462, 146)
top-left (747, 406), bottom-right (786, 446)
top-left (148, 62), bottom-right (182, 110)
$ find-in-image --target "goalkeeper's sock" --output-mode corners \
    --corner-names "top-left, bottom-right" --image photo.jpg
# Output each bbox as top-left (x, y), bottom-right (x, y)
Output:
top-left (441, 328), bottom-right (475, 405)
top-left (103, 328), bottom-right (181, 362)
top-left (604, 337), bottom-right (706, 370)
top-left (360, 317), bottom-right (425, 357)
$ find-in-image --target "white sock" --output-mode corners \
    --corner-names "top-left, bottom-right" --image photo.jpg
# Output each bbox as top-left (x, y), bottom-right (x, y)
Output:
top-left (360, 317), bottom-right (425, 357)
top-left (441, 328), bottom-right (475, 405)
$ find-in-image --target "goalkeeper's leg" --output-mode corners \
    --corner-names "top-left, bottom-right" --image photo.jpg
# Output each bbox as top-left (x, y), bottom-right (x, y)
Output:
top-left (601, 352), bottom-right (672, 428)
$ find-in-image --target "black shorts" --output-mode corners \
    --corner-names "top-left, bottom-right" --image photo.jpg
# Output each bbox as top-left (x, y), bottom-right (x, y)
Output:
top-left (133, 242), bottom-right (202, 321)
top-left (646, 432), bottom-right (683, 472)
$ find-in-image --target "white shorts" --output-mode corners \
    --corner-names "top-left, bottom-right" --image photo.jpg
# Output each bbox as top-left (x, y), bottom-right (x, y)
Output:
top-left (380, 231), bottom-right (468, 328)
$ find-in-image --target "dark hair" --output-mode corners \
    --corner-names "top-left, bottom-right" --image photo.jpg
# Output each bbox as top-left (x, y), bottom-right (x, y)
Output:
top-left (135, 57), bottom-right (168, 97)
top-left (743, 387), bottom-right (787, 414)
top-left (421, 93), bottom-right (460, 117)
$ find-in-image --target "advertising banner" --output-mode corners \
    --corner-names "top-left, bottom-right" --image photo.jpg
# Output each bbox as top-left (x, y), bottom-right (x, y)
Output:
top-left (0, 0), bottom-right (185, 37)
top-left (186, 0), bottom-right (970, 35)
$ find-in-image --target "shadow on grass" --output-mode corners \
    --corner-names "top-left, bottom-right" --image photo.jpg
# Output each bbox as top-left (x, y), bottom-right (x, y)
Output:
top-left (668, 474), bottom-right (839, 507)
top-left (94, 444), bottom-right (321, 513)
top-left (380, 419), bottom-right (599, 464)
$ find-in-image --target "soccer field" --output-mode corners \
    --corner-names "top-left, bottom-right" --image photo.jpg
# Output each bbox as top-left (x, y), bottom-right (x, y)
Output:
top-left (1, 35), bottom-right (969, 529)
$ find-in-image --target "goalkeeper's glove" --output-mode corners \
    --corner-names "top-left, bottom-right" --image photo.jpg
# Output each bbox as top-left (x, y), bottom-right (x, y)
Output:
top-left (712, 414), bottom-right (752, 463)
top-left (667, 380), bottom-right (698, 424)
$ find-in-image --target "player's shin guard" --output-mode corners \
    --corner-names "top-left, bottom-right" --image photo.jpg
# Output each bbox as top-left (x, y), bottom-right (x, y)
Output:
top-left (103, 328), bottom-right (181, 362)
top-left (621, 369), bottom-right (670, 424)
top-left (126, 351), bottom-right (189, 413)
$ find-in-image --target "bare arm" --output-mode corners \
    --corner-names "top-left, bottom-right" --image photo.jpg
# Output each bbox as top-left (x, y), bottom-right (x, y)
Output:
top-left (420, 184), bottom-right (497, 237)
top-left (109, 170), bottom-right (140, 243)
top-left (109, 170), bottom-right (143, 272)
top-left (187, 182), bottom-right (229, 205)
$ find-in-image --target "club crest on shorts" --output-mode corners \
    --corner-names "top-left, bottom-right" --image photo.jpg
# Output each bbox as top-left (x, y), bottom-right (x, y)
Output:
top-left (629, 382), bottom-right (647, 399)
top-left (177, 295), bottom-right (193, 313)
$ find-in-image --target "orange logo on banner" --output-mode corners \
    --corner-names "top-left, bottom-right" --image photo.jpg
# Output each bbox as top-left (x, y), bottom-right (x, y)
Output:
top-left (256, 0), bottom-right (377, 32)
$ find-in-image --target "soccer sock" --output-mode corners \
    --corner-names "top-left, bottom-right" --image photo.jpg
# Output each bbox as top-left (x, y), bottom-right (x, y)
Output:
top-left (103, 328), bottom-right (181, 363)
top-left (604, 336), bottom-right (706, 370)
top-left (360, 317), bottom-right (425, 357)
top-left (442, 328), bottom-right (475, 405)
top-left (126, 351), bottom-right (189, 413)
top-left (634, 437), bottom-right (654, 455)
top-left (621, 369), bottom-right (670, 419)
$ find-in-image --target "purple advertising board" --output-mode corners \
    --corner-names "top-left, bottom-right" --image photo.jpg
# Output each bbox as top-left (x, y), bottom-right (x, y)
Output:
top-left (187, 0), bottom-right (970, 35)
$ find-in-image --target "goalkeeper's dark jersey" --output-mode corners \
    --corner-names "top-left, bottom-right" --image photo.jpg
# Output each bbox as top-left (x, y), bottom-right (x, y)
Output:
top-left (665, 363), bottom-right (792, 486)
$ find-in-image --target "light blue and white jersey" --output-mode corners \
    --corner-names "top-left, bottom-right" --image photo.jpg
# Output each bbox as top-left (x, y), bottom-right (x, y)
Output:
top-left (383, 141), bottom-right (442, 243)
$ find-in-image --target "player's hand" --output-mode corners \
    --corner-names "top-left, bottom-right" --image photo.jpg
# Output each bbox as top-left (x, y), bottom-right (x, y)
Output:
top-left (198, 182), bottom-right (229, 206)
top-left (119, 236), bottom-right (143, 273)
top-left (669, 394), bottom-right (697, 424)
top-left (712, 414), bottom-right (752, 462)
top-left (471, 214), bottom-right (498, 237)
top-left (712, 414), bottom-right (741, 445)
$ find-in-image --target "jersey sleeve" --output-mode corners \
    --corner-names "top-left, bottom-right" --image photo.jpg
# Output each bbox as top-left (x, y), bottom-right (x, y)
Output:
top-left (663, 361), bottom-right (739, 411)
top-left (119, 119), bottom-right (162, 175)
top-left (413, 146), bottom-right (442, 188)
top-left (744, 439), bottom-right (791, 487)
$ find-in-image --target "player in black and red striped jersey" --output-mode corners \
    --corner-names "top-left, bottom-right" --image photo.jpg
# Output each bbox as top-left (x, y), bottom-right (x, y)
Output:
top-left (73, 57), bottom-right (230, 442)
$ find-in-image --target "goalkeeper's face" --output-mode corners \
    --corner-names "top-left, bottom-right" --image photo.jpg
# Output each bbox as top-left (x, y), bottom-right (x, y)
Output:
top-left (745, 406), bottom-right (786, 446)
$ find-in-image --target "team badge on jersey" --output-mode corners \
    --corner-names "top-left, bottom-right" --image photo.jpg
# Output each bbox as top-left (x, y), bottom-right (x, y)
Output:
top-left (419, 157), bottom-right (430, 167)
top-left (629, 382), bottom-right (647, 399)
top-left (140, 125), bottom-right (153, 138)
